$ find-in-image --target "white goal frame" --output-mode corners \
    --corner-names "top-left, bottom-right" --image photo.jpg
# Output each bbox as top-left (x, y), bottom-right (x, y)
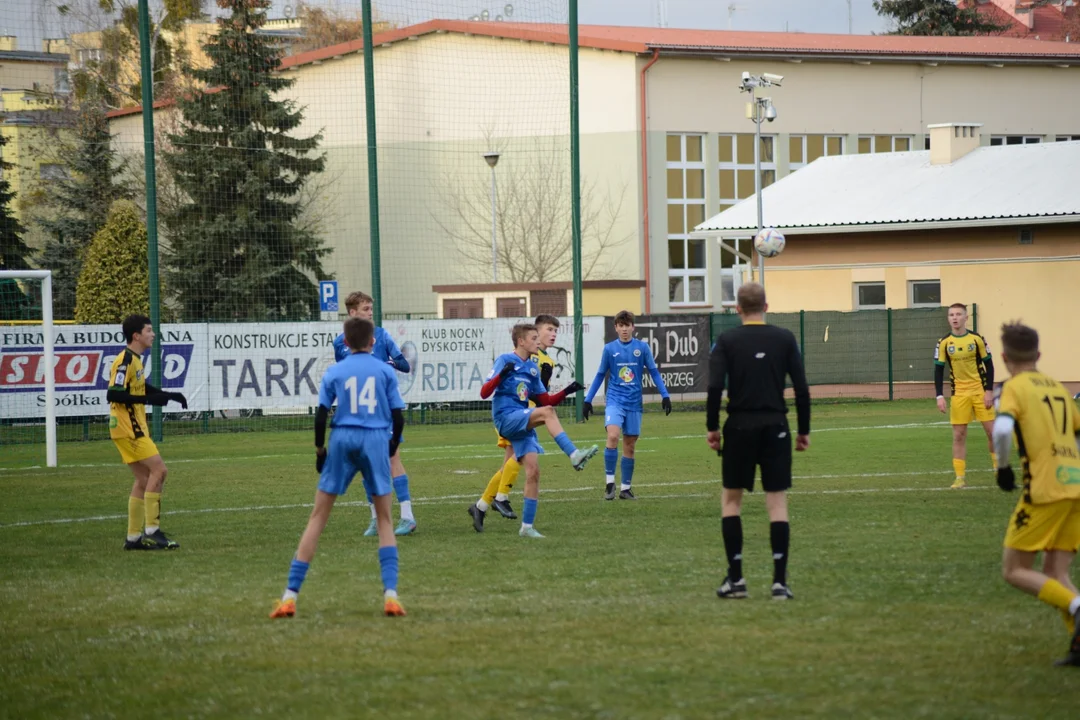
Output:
top-left (0, 270), bottom-right (56, 467)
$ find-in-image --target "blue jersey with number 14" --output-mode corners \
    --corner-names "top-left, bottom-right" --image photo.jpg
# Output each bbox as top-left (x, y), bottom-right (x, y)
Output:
top-left (319, 351), bottom-right (405, 429)
top-left (488, 352), bottom-right (546, 420)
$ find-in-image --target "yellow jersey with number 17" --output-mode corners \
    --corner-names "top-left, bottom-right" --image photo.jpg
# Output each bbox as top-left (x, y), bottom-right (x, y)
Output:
top-left (108, 349), bottom-right (148, 440)
top-left (997, 370), bottom-right (1080, 504)
top-left (935, 331), bottom-right (991, 396)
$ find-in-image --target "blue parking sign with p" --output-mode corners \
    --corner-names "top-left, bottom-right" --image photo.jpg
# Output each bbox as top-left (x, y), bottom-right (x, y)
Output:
top-left (319, 281), bottom-right (338, 312)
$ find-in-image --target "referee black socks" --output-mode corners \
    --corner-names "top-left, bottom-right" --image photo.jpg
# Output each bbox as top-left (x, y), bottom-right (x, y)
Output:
top-left (721, 516), bottom-right (743, 581)
top-left (771, 521), bottom-right (790, 586)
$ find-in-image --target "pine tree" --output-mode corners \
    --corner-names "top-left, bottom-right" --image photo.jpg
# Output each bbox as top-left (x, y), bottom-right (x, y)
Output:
top-left (0, 133), bottom-right (34, 320)
top-left (162, 0), bottom-right (328, 322)
top-left (35, 97), bottom-right (131, 319)
top-left (873, 0), bottom-right (1008, 35)
top-left (74, 200), bottom-right (149, 323)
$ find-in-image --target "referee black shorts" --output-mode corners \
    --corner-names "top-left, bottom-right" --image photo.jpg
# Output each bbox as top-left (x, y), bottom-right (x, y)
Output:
top-left (721, 418), bottom-right (793, 493)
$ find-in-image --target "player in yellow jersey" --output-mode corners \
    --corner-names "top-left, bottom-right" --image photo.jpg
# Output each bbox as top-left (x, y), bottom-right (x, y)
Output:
top-left (992, 322), bottom-right (1080, 666)
top-left (468, 315), bottom-right (578, 531)
top-left (107, 315), bottom-right (188, 551)
top-left (934, 303), bottom-right (996, 489)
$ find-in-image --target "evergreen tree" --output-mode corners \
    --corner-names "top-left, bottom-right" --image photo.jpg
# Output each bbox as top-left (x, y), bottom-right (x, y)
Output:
top-left (75, 200), bottom-right (149, 323)
top-left (873, 0), bottom-right (1008, 35)
top-left (0, 133), bottom-right (34, 319)
top-left (162, 0), bottom-right (328, 321)
top-left (35, 97), bottom-right (131, 319)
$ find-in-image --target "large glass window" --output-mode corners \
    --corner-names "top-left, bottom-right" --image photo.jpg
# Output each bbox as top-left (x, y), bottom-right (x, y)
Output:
top-left (667, 134), bottom-right (707, 305)
top-left (789, 134), bottom-right (845, 171)
top-left (717, 133), bottom-right (776, 213)
top-left (857, 135), bottom-right (913, 154)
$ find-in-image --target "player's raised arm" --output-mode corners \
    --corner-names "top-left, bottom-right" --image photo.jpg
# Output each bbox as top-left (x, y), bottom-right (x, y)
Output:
top-left (481, 357), bottom-right (514, 399)
top-left (705, 336), bottom-right (727, 433)
top-left (385, 332), bottom-right (410, 374)
top-left (787, 333), bottom-right (811, 439)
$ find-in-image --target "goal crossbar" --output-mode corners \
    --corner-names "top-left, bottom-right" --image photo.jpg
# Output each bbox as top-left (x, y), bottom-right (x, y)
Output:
top-left (1, 270), bottom-right (56, 467)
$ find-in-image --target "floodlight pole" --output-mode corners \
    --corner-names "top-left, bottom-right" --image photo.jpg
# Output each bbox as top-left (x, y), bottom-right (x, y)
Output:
top-left (752, 91), bottom-right (764, 288)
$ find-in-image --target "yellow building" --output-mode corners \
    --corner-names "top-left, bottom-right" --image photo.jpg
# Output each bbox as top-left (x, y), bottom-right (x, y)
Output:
top-left (696, 123), bottom-right (1080, 383)
top-left (0, 38), bottom-right (71, 222)
top-left (433, 280), bottom-right (645, 319)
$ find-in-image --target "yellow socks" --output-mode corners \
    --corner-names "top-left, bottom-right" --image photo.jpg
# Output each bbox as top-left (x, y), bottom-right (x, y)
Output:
top-left (952, 458), bottom-right (966, 480)
top-left (1037, 579), bottom-right (1078, 613)
top-left (990, 451), bottom-right (998, 472)
top-left (1062, 609), bottom-right (1077, 636)
top-left (144, 491), bottom-right (162, 534)
top-left (497, 457), bottom-right (521, 498)
top-left (127, 496), bottom-right (145, 539)
top-left (480, 468), bottom-right (502, 507)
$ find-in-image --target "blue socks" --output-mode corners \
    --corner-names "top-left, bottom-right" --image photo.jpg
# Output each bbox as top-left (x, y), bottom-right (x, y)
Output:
top-left (378, 546), bottom-right (399, 593)
top-left (287, 559), bottom-right (310, 594)
top-left (621, 456), bottom-right (635, 489)
top-left (604, 447), bottom-right (618, 475)
top-left (554, 432), bottom-right (577, 457)
top-left (522, 497), bottom-right (538, 526)
top-left (392, 474), bottom-right (410, 502)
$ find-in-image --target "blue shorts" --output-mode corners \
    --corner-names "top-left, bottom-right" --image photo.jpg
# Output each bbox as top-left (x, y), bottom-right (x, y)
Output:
top-left (604, 405), bottom-right (642, 437)
top-left (494, 409), bottom-right (545, 460)
top-left (319, 427), bottom-right (392, 498)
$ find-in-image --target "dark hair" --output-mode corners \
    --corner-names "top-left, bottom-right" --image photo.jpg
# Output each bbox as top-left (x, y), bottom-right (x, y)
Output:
top-left (345, 291), bottom-right (374, 312)
top-left (512, 323), bottom-right (537, 346)
top-left (948, 303), bottom-right (967, 312)
top-left (614, 310), bottom-right (635, 327)
top-left (736, 283), bottom-right (766, 315)
top-left (534, 314), bottom-right (560, 329)
top-left (122, 314), bottom-right (152, 343)
top-left (1000, 321), bottom-right (1039, 363)
top-left (344, 317), bottom-right (375, 352)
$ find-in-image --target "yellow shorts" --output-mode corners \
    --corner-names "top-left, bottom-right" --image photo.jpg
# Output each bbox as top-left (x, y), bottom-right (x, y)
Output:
top-left (113, 437), bottom-right (160, 465)
top-left (950, 393), bottom-right (994, 425)
top-left (1003, 497), bottom-right (1080, 552)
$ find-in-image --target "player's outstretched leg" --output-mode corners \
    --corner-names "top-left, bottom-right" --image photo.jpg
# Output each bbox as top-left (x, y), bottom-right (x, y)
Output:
top-left (391, 450), bottom-right (416, 535)
top-left (271, 490), bottom-right (336, 618)
top-left (518, 454), bottom-right (544, 539)
top-left (373, 493), bottom-right (406, 616)
top-left (529, 407), bottom-right (598, 471)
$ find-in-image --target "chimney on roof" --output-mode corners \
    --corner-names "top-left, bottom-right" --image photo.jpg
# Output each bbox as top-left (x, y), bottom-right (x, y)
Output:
top-left (0, 36), bottom-right (17, 52)
top-left (927, 123), bottom-right (983, 165)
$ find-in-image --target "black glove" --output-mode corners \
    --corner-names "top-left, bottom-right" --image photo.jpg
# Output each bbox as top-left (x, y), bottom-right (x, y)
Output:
top-left (996, 466), bottom-right (1016, 492)
top-left (499, 362), bottom-right (516, 380)
top-left (563, 381), bottom-right (584, 395)
top-left (662, 397), bottom-right (672, 416)
top-left (315, 447), bottom-right (327, 473)
top-left (582, 401), bottom-right (593, 421)
top-left (169, 392), bottom-right (188, 410)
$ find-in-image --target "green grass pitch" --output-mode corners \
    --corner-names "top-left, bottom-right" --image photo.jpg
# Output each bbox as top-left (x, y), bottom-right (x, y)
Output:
top-left (1, 401), bottom-right (1076, 718)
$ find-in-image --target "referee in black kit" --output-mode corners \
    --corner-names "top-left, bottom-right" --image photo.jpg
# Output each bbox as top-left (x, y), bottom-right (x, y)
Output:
top-left (706, 282), bottom-right (811, 601)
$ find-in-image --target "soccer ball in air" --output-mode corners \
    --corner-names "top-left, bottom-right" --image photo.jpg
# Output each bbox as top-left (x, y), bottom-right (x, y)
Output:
top-left (753, 227), bottom-right (786, 258)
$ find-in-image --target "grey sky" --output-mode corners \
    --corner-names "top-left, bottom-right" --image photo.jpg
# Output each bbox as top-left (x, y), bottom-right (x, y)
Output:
top-left (3, 0), bottom-right (890, 53)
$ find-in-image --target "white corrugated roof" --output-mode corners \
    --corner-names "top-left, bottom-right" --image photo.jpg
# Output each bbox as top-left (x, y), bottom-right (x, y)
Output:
top-left (695, 141), bottom-right (1080, 236)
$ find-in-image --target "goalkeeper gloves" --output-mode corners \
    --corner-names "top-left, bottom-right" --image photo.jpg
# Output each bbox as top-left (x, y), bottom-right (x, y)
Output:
top-left (996, 466), bottom-right (1017, 492)
top-left (582, 401), bottom-right (593, 421)
top-left (662, 397), bottom-right (672, 416)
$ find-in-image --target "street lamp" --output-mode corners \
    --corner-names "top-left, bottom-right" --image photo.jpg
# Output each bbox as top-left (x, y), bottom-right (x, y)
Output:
top-left (738, 71), bottom-right (782, 288)
top-left (483, 151), bottom-right (501, 282)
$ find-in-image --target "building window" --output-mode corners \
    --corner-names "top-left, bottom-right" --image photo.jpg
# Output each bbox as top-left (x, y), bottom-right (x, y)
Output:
top-left (530, 289), bottom-right (566, 316)
top-left (1055, 135), bottom-right (1080, 142)
top-left (496, 297), bottom-right (527, 318)
top-left (789, 135), bottom-right (845, 171)
top-left (667, 133), bottom-right (707, 306)
top-left (717, 133), bottom-right (776, 213)
top-left (1019, 228), bottom-right (1034, 245)
top-left (854, 282), bottom-right (886, 310)
top-left (909, 280), bottom-right (941, 308)
top-left (53, 68), bottom-right (70, 95)
top-left (857, 135), bottom-right (913, 154)
top-left (719, 237), bottom-right (751, 305)
top-left (443, 298), bottom-right (483, 319)
top-left (990, 135), bottom-right (1041, 146)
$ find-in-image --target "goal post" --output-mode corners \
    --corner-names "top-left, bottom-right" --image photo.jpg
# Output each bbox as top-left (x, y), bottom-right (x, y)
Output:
top-left (0, 270), bottom-right (57, 467)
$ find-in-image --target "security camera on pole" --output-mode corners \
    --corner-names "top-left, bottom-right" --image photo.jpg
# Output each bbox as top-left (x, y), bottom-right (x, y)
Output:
top-left (738, 71), bottom-right (782, 288)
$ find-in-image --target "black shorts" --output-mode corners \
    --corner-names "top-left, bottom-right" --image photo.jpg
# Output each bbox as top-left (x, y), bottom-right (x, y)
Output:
top-left (721, 419), bottom-right (793, 493)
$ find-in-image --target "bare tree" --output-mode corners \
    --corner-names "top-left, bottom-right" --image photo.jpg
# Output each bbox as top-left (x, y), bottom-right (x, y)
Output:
top-left (434, 136), bottom-right (631, 283)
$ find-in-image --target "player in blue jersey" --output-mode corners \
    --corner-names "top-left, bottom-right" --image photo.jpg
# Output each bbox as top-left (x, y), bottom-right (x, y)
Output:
top-left (583, 310), bottom-right (671, 500)
top-left (333, 291), bottom-right (416, 537)
top-left (472, 323), bottom-right (598, 538)
top-left (271, 318), bottom-right (407, 619)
